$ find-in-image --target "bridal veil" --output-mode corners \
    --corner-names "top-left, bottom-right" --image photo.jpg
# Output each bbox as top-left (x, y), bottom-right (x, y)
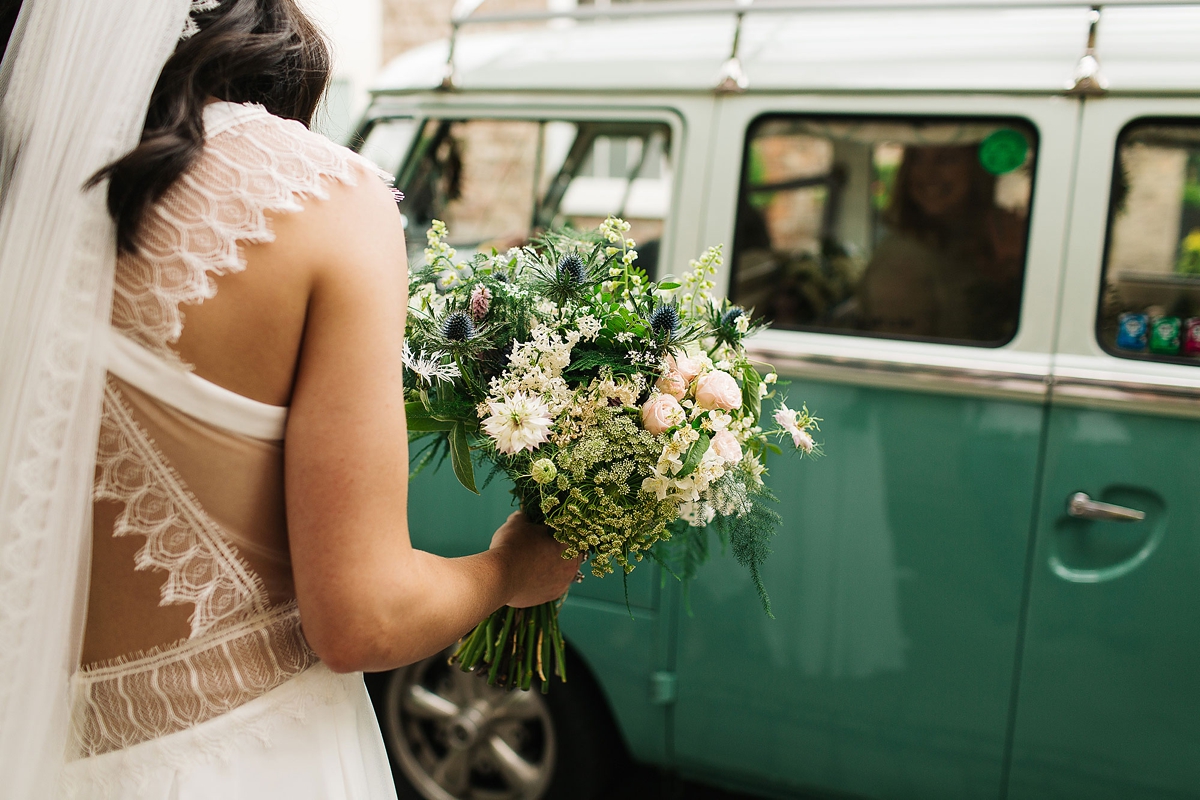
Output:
top-left (0, 0), bottom-right (191, 795)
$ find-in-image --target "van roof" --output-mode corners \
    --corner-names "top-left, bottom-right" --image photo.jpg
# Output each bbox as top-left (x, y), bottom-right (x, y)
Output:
top-left (372, 5), bottom-right (1200, 96)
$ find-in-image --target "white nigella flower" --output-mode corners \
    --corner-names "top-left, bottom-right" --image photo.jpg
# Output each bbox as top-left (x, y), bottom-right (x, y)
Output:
top-left (773, 403), bottom-right (814, 453)
top-left (402, 342), bottom-right (461, 385)
top-left (482, 392), bottom-right (553, 455)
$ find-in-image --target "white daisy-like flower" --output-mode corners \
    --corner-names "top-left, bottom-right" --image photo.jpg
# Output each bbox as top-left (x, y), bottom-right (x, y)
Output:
top-left (402, 342), bottom-right (461, 385)
top-left (482, 392), bottom-right (553, 455)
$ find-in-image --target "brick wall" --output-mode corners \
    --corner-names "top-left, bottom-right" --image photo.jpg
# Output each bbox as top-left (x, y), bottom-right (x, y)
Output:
top-left (382, 0), bottom-right (550, 63)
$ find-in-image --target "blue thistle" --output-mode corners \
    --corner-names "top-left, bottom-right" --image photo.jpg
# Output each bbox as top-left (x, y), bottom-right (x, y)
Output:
top-left (648, 304), bottom-right (681, 339)
top-left (441, 311), bottom-right (475, 342)
top-left (557, 252), bottom-right (587, 284)
top-left (721, 307), bottom-right (746, 327)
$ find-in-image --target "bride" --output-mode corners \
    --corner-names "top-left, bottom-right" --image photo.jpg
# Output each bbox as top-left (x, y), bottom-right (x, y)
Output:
top-left (0, 1), bottom-right (582, 798)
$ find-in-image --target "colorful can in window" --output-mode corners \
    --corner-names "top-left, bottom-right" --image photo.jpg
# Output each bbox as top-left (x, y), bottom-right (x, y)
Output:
top-left (1184, 318), bottom-right (1200, 356)
top-left (1149, 316), bottom-right (1182, 355)
top-left (1116, 313), bottom-right (1148, 351)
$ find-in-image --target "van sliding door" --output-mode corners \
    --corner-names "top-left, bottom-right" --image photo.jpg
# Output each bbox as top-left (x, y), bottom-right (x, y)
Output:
top-left (668, 92), bottom-right (1079, 800)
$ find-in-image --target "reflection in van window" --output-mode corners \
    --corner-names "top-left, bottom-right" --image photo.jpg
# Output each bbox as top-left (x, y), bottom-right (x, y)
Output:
top-left (397, 118), bottom-right (672, 271)
top-left (1100, 121), bottom-right (1200, 364)
top-left (730, 117), bottom-right (1036, 346)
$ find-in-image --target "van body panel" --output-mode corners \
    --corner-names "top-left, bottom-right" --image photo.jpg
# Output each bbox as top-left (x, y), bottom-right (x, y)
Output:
top-left (1008, 95), bottom-right (1200, 799)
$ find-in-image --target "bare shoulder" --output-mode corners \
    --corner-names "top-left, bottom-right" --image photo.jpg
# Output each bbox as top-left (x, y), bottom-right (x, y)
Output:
top-left (268, 162), bottom-right (406, 283)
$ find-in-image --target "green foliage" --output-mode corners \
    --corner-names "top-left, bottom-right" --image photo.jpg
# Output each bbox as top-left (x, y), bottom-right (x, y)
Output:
top-left (716, 483), bottom-right (781, 617)
top-left (449, 423), bottom-right (478, 494)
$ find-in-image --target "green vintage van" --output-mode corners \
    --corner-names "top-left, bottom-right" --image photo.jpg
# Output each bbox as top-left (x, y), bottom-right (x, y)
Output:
top-left (352, 2), bottom-right (1200, 798)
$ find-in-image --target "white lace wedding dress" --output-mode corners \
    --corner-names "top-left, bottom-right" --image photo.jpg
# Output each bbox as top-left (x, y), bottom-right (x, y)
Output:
top-left (62, 101), bottom-right (399, 800)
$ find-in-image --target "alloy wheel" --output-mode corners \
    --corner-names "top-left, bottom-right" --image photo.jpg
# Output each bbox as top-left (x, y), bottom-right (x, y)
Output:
top-left (383, 649), bottom-right (556, 800)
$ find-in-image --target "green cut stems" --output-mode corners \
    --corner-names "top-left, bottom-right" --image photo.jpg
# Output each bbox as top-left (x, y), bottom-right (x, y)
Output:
top-left (451, 596), bottom-right (567, 691)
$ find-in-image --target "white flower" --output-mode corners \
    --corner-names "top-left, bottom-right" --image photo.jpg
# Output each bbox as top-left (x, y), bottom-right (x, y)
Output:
top-left (707, 410), bottom-right (733, 432)
top-left (735, 315), bottom-right (750, 334)
top-left (773, 404), bottom-right (814, 453)
top-left (641, 472), bottom-right (672, 501)
top-left (615, 331), bottom-right (634, 344)
top-left (679, 501), bottom-right (716, 527)
top-left (402, 342), bottom-right (460, 385)
top-left (482, 393), bottom-right (553, 455)
top-left (764, 372), bottom-right (777, 384)
top-left (743, 453), bottom-right (766, 486)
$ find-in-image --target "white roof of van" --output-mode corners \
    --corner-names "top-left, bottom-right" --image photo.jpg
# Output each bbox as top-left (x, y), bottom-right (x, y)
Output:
top-left (372, 5), bottom-right (1200, 95)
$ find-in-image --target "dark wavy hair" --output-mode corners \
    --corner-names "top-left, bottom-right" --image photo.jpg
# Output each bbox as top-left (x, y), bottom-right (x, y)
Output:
top-left (89, 0), bottom-right (331, 252)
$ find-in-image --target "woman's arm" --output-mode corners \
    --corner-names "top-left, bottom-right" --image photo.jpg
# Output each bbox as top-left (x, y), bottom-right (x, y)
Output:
top-left (283, 172), bottom-right (579, 674)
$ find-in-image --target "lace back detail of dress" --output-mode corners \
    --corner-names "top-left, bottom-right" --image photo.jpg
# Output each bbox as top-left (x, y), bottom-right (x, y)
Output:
top-left (95, 377), bottom-right (269, 636)
top-left (70, 603), bottom-right (318, 758)
top-left (111, 103), bottom-right (390, 366)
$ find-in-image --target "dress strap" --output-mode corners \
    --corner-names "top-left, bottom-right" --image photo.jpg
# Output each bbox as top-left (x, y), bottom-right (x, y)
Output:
top-left (106, 329), bottom-right (288, 441)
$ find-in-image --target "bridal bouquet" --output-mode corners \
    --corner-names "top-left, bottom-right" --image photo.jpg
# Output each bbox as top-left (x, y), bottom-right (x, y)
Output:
top-left (404, 217), bottom-right (819, 691)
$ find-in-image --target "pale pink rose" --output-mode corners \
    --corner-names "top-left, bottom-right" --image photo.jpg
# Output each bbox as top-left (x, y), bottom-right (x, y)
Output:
top-left (656, 370), bottom-right (687, 400)
top-left (694, 370), bottom-right (742, 411)
top-left (641, 393), bottom-right (685, 435)
top-left (667, 352), bottom-right (705, 384)
top-left (710, 430), bottom-right (743, 464)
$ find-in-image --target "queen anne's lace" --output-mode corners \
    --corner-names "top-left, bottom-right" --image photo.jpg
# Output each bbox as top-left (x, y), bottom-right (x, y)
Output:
top-left (111, 103), bottom-right (388, 367)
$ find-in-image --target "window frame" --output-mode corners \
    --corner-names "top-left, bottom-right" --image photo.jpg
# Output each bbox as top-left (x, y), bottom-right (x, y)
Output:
top-left (358, 105), bottom-right (686, 279)
top-left (1094, 115), bottom-right (1200, 369)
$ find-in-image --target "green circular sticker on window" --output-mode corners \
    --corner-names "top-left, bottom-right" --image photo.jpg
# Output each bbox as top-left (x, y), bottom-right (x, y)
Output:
top-left (978, 129), bottom-right (1028, 175)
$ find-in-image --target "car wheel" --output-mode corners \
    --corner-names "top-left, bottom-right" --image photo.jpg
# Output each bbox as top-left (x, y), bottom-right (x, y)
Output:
top-left (370, 646), bottom-right (619, 800)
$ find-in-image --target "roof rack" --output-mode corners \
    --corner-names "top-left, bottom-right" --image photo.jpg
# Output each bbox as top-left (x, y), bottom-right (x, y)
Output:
top-left (439, 0), bottom-right (1200, 91)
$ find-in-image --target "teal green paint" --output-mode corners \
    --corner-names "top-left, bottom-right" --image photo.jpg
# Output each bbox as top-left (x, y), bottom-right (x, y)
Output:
top-left (1007, 406), bottom-right (1200, 799)
top-left (559, 599), bottom-right (667, 763)
top-left (670, 379), bottom-right (1045, 800)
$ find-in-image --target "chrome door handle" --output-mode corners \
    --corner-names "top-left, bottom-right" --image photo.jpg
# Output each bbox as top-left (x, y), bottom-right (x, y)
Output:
top-left (1067, 492), bottom-right (1146, 522)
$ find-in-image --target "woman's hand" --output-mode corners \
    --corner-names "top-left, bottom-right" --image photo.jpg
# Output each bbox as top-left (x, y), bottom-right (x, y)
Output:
top-left (490, 512), bottom-right (583, 608)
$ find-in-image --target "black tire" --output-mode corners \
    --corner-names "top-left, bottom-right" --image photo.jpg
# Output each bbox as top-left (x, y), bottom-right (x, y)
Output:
top-left (366, 644), bottom-right (623, 800)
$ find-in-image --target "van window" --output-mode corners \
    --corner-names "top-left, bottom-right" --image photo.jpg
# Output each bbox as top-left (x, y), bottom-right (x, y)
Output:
top-left (1099, 120), bottom-right (1200, 364)
top-left (730, 116), bottom-right (1037, 347)
top-left (358, 118), bottom-right (419, 175)
top-left (396, 117), bottom-right (672, 271)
